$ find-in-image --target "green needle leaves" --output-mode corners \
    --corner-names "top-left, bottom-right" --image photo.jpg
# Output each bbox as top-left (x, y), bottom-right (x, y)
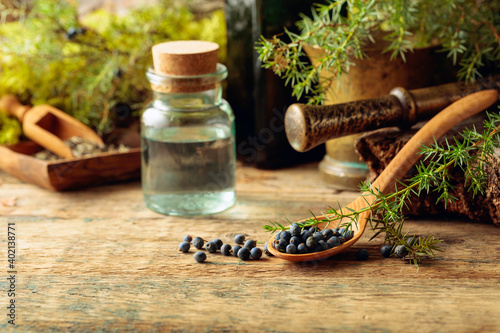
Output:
top-left (265, 109), bottom-right (500, 266)
top-left (256, 0), bottom-right (500, 105)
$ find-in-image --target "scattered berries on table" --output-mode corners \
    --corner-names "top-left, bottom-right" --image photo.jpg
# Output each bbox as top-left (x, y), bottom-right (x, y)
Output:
top-left (406, 236), bottom-right (417, 246)
top-left (232, 245), bottom-right (242, 257)
top-left (380, 245), bottom-right (393, 258)
top-left (234, 234), bottom-right (246, 244)
top-left (244, 239), bottom-right (256, 249)
top-left (192, 237), bottom-right (204, 249)
top-left (394, 245), bottom-right (408, 258)
top-left (221, 244), bottom-right (232, 256)
top-left (176, 234), bottom-right (274, 263)
top-left (355, 249), bottom-right (369, 261)
top-left (205, 241), bottom-right (218, 253)
top-left (212, 238), bottom-right (223, 249)
top-left (179, 241), bottom-right (190, 253)
top-left (238, 247), bottom-right (251, 260)
top-left (194, 251), bottom-right (207, 263)
top-left (250, 247), bottom-right (262, 259)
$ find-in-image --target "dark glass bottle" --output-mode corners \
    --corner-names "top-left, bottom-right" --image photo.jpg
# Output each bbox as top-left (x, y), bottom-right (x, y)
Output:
top-left (225, 0), bottom-right (325, 169)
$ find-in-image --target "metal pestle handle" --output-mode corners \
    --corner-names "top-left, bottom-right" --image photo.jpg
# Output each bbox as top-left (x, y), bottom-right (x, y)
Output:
top-left (285, 79), bottom-right (500, 152)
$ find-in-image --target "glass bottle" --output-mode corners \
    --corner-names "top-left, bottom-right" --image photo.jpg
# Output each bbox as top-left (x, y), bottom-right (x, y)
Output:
top-left (141, 58), bottom-right (236, 216)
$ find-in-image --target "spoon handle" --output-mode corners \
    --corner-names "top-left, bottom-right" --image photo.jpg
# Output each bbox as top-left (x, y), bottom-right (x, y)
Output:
top-left (350, 89), bottom-right (498, 210)
top-left (0, 95), bottom-right (31, 122)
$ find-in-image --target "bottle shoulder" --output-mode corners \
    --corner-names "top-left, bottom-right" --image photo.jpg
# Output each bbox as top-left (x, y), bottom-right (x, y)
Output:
top-left (142, 99), bottom-right (234, 128)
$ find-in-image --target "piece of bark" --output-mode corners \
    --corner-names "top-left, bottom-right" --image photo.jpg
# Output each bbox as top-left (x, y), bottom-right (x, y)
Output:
top-left (355, 113), bottom-right (500, 225)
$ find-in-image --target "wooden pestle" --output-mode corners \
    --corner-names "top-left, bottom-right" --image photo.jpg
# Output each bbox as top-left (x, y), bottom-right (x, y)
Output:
top-left (0, 95), bottom-right (104, 158)
top-left (285, 78), bottom-right (500, 152)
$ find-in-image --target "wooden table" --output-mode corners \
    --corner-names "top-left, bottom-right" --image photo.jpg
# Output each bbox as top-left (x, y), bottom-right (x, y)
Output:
top-left (1, 162), bottom-right (499, 332)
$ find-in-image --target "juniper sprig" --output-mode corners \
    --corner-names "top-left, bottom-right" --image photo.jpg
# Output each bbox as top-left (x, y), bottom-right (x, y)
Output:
top-left (256, 0), bottom-right (500, 105)
top-left (265, 110), bottom-right (500, 266)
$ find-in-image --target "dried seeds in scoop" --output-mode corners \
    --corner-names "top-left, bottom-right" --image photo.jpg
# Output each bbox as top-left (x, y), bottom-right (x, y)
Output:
top-left (34, 136), bottom-right (129, 161)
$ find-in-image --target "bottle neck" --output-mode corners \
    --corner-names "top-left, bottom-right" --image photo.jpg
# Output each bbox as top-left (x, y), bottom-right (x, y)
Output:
top-left (151, 84), bottom-right (223, 111)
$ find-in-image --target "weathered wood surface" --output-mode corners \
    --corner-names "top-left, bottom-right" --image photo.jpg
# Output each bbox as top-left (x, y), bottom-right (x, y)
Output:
top-left (0, 163), bottom-right (499, 332)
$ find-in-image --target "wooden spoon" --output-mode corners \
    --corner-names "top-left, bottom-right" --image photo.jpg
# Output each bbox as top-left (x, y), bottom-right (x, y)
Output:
top-left (0, 95), bottom-right (104, 159)
top-left (267, 89), bottom-right (499, 262)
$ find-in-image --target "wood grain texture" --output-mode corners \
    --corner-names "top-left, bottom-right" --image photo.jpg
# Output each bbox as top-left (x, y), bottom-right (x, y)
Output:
top-left (0, 163), bottom-right (499, 332)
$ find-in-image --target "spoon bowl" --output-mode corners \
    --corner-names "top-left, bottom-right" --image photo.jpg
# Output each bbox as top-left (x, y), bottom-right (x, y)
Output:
top-left (268, 89), bottom-right (498, 262)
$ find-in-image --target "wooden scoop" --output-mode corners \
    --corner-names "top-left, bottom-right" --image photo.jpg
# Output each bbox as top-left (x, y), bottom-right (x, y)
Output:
top-left (0, 95), bottom-right (104, 159)
top-left (268, 89), bottom-right (498, 262)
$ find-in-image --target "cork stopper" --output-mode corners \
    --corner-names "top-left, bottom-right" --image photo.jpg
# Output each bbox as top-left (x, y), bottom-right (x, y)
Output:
top-left (150, 41), bottom-right (219, 92)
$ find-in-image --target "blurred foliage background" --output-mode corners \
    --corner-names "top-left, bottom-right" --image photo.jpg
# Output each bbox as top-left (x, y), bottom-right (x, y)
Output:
top-left (0, 0), bottom-right (226, 144)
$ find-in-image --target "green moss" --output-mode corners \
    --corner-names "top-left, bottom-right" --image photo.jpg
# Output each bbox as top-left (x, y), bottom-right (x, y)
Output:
top-left (0, 112), bottom-right (21, 144)
top-left (0, 0), bottom-right (226, 138)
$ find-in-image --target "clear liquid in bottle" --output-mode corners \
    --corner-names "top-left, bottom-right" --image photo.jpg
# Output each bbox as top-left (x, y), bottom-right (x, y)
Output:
top-left (141, 124), bottom-right (236, 215)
